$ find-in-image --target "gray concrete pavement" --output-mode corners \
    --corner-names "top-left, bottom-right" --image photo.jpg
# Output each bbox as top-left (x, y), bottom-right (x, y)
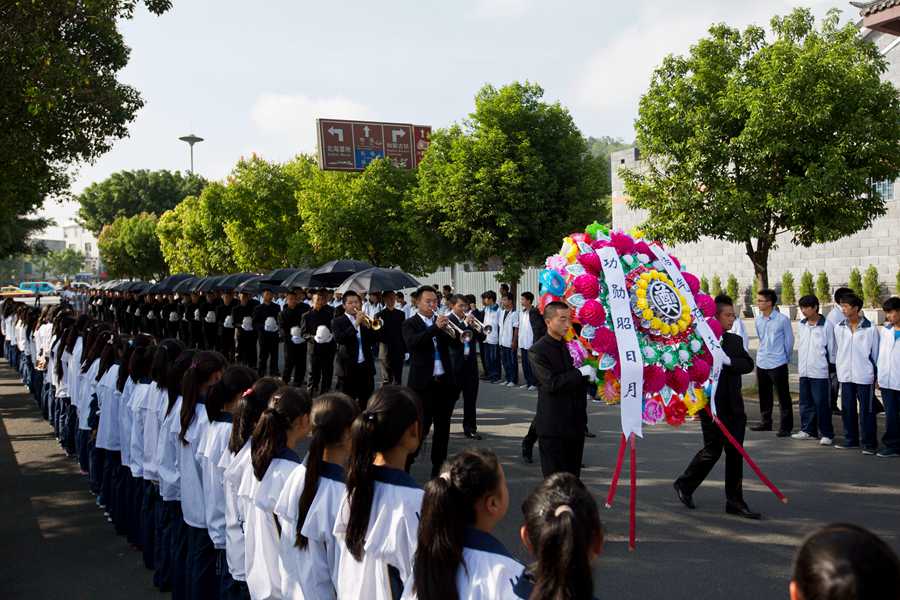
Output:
top-left (1, 356), bottom-right (898, 600)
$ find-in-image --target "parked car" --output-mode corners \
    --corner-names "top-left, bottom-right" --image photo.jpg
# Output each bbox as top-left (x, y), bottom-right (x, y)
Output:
top-left (18, 281), bottom-right (58, 295)
top-left (1, 285), bottom-right (34, 298)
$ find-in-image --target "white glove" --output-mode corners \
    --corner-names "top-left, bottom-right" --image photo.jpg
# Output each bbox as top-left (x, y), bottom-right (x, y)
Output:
top-left (578, 364), bottom-right (598, 383)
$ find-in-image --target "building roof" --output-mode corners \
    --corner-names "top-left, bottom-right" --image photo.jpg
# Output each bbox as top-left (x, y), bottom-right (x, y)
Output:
top-left (852, 1), bottom-right (900, 16)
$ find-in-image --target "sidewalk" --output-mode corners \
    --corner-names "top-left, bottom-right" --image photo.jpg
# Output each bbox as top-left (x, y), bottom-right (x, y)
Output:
top-left (0, 359), bottom-right (157, 599)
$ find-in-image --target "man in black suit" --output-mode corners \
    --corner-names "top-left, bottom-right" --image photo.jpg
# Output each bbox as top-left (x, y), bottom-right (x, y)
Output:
top-left (376, 291), bottom-right (406, 385)
top-left (301, 290), bottom-right (335, 395)
top-left (402, 285), bottom-right (458, 477)
top-left (521, 299), bottom-right (549, 462)
top-left (529, 301), bottom-right (594, 478)
top-left (674, 294), bottom-right (760, 519)
top-left (332, 291), bottom-right (376, 411)
top-left (447, 294), bottom-right (486, 440)
top-left (280, 289), bottom-right (310, 387)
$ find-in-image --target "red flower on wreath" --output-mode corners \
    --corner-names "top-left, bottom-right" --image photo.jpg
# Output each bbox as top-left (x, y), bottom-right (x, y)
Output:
top-left (664, 396), bottom-right (688, 426)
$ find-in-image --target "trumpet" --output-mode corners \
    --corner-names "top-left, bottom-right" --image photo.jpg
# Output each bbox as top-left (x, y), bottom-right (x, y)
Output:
top-left (442, 318), bottom-right (474, 344)
top-left (466, 312), bottom-right (492, 335)
top-left (358, 312), bottom-right (383, 330)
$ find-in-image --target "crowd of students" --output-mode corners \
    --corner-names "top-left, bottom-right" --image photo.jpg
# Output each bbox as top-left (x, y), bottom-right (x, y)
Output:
top-left (2, 289), bottom-right (900, 599)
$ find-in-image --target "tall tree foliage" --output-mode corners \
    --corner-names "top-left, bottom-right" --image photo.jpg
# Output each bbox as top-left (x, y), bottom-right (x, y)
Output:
top-left (413, 81), bottom-right (608, 283)
top-left (98, 212), bottom-right (167, 279)
top-left (623, 8), bottom-right (900, 287)
top-left (77, 169), bottom-right (206, 235)
top-left (0, 0), bottom-right (172, 256)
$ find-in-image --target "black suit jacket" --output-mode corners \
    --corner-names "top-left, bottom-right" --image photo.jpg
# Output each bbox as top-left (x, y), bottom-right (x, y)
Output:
top-left (446, 312), bottom-right (486, 378)
top-left (714, 331), bottom-right (754, 419)
top-left (530, 334), bottom-right (587, 438)
top-left (332, 313), bottom-right (376, 377)
top-left (402, 313), bottom-right (454, 391)
top-left (376, 307), bottom-right (406, 355)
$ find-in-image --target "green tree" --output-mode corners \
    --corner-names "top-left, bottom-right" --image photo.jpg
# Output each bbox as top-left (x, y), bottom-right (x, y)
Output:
top-left (863, 265), bottom-right (881, 308)
top-left (816, 271), bottom-right (831, 306)
top-left (77, 169), bottom-right (206, 236)
top-left (157, 183), bottom-right (238, 275)
top-left (413, 81), bottom-right (608, 283)
top-left (298, 158), bottom-right (437, 273)
top-left (849, 268), bottom-right (863, 299)
top-left (98, 213), bottom-right (166, 279)
top-left (0, 0), bottom-right (172, 257)
top-left (47, 248), bottom-right (86, 280)
top-left (799, 270), bottom-right (814, 298)
top-left (781, 272), bottom-right (796, 305)
top-left (726, 274), bottom-right (739, 301)
top-left (622, 8), bottom-right (900, 288)
top-left (711, 274), bottom-right (722, 297)
top-left (700, 275), bottom-right (710, 294)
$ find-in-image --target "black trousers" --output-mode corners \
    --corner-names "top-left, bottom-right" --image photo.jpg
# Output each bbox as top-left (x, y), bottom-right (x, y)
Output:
top-left (676, 411), bottom-right (747, 504)
top-left (236, 332), bottom-right (257, 368)
top-left (459, 365), bottom-right (480, 433)
top-left (220, 328), bottom-right (236, 364)
top-left (309, 345), bottom-right (335, 395)
top-left (283, 341), bottom-right (307, 386)
top-left (341, 363), bottom-right (375, 412)
top-left (757, 364), bottom-right (793, 432)
top-left (257, 334), bottom-right (279, 376)
top-left (412, 377), bottom-right (459, 476)
top-left (523, 418), bottom-right (538, 449)
top-left (379, 344), bottom-right (404, 386)
top-left (204, 324), bottom-right (219, 352)
top-left (538, 435), bottom-right (585, 478)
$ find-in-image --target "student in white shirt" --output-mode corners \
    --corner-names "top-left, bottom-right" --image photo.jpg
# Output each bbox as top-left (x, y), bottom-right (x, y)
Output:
top-left (876, 297), bottom-right (900, 458)
top-left (793, 295), bottom-right (836, 445)
top-left (833, 294), bottom-right (881, 454)
top-left (825, 287), bottom-right (854, 415)
top-left (93, 334), bottom-right (123, 518)
top-left (404, 448), bottom-right (519, 600)
top-left (126, 343), bottom-right (157, 562)
top-left (498, 294), bottom-right (519, 387)
top-left (334, 386), bottom-right (423, 600)
top-left (221, 377), bottom-right (282, 600)
top-left (518, 472), bottom-right (604, 600)
top-left (179, 351), bottom-right (227, 600)
top-left (275, 392), bottom-right (358, 600)
top-left (243, 386), bottom-right (312, 600)
top-left (197, 365), bottom-right (258, 597)
top-left (518, 292), bottom-right (540, 391)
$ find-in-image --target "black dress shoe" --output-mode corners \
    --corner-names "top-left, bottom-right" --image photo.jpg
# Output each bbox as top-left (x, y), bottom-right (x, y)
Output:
top-left (726, 503), bottom-right (762, 520)
top-left (584, 429), bottom-right (596, 438)
top-left (750, 423), bottom-right (772, 432)
top-left (673, 482), bottom-right (696, 509)
top-left (521, 441), bottom-right (533, 464)
top-left (464, 431), bottom-right (482, 440)
top-left (776, 430), bottom-right (792, 438)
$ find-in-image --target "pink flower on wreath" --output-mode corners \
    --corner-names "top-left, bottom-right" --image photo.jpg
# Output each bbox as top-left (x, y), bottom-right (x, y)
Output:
top-left (591, 326), bottom-right (617, 355)
top-left (667, 367), bottom-right (690, 394)
top-left (578, 299), bottom-right (606, 327)
top-left (573, 274), bottom-right (599, 299)
top-left (643, 397), bottom-right (665, 425)
top-left (577, 251), bottom-right (601, 275)
top-left (706, 317), bottom-right (724, 339)
top-left (643, 364), bottom-right (667, 394)
top-left (567, 340), bottom-right (588, 367)
top-left (682, 272), bottom-right (701, 296)
top-left (688, 358), bottom-right (711, 384)
top-left (696, 294), bottom-right (716, 318)
top-left (545, 254), bottom-right (568, 273)
top-left (610, 231), bottom-right (636, 256)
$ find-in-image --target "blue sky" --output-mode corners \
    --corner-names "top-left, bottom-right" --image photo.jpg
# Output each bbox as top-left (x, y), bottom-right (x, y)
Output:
top-left (40, 0), bottom-right (856, 230)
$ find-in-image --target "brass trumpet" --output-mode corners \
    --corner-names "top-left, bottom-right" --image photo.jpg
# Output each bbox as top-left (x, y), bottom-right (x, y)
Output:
top-left (466, 312), bottom-right (492, 335)
top-left (359, 312), bottom-right (383, 330)
top-left (442, 318), bottom-right (474, 344)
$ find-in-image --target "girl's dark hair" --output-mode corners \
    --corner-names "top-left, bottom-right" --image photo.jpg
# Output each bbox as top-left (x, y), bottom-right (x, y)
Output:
top-left (522, 472), bottom-right (602, 600)
top-left (295, 392), bottom-right (358, 549)
top-left (54, 316), bottom-right (76, 380)
top-left (81, 324), bottom-right (113, 373)
top-left (96, 333), bottom-right (124, 382)
top-left (251, 385), bottom-right (312, 480)
top-left (228, 377), bottom-right (281, 454)
top-left (413, 449), bottom-right (502, 600)
top-left (152, 339), bottom-right (186, 390)
top-left (128, 343), bottom-right (156, 384)
top-left (792, 523), bottom-right (900, 600)
top-left (179, 350), bottom-right (226, 444)
top-left (64, 314), bottom-right (90, 354)
top-left (166, 350), bottom-right (196, 416)
top-left (344, 385), bottom-right (421, 561)
top-left (206, 365), bottom-right (258, 422)
top-left (117, 334), bottom-right (154, 392)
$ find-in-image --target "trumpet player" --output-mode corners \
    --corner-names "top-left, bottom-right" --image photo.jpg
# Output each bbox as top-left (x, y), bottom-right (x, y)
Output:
top-left (377, 291), bottom-right (406, 385)
top-left (448, 295), bottom-right (487, 440)
top-left (332, 290), bottom-right (377, 411)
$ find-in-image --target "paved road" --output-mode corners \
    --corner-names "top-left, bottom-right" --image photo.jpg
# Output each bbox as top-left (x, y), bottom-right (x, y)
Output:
top-left (1, 357), bottom-right (898, 599)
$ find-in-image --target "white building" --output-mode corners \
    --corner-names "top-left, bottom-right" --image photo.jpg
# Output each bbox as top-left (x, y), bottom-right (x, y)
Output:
top-left (61, 223), bottom-right (101, 273)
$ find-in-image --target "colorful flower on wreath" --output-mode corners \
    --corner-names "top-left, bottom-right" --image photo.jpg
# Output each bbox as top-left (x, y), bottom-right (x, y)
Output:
top-left (664, 396), bottom-right (688, 426)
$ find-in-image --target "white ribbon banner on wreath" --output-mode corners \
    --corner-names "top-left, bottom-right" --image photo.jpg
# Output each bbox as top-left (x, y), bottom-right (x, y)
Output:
top-left (647, 243), bottom-right (725, 416)
top-left (598, 246), bottom-right (645, 438)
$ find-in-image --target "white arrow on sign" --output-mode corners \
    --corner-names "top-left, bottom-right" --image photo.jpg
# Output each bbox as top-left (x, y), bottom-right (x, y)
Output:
top-left (327, 127), bottom-right (344, 143)
top-left (362, 125), bottom-right (371, 138)
top-left (391, 128), bottom-right (406, 143)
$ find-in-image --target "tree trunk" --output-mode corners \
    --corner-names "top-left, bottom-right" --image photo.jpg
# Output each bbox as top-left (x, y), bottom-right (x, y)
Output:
top-left (745, 240), bottom-right (770, 290)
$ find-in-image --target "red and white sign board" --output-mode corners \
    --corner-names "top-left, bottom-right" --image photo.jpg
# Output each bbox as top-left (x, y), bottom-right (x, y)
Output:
top-left (317, 118), bottom-right (431, 171)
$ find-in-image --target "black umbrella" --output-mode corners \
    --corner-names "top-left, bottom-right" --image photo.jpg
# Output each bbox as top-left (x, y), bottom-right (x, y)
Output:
top-left (335, 267), bottom-right (421, 294)
top-left (153, 273), bottom-right (195, 293)
top-left (128, 281), bottom-right (152, 295)
top-left (213, 273), bottom-right (258, 292)
top-left (234, 276), bottom-right (286, 295)
top-left (172, 277), bottom-right (200, 294)
top-left (280, 268), bottom-right (318, 289)
top-left (260, 268), bottom-right (305, 286)
top-left (195, 275), bottom-right (225, 293)
top-left (311, 259), bottom-right (373, 287)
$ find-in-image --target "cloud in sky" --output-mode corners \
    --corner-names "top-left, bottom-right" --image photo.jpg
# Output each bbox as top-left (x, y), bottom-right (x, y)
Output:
top-left (472, 0), bottom-right (534, 19)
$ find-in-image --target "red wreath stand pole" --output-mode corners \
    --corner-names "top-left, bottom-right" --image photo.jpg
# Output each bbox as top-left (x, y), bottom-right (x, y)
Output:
top-left (604, 432), bottom-right (638, 551)
top-left (705, 405), bottom-right (788, 504)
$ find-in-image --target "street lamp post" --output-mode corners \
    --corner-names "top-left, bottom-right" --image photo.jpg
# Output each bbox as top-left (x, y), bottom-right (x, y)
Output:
top-left (178, 133), bottom-right (204, 174)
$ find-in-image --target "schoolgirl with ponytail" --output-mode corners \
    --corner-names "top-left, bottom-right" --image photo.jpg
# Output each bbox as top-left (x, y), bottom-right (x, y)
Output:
top-left (157, 349), bottom-right (196, 600)
top-left (49, 314), bottom-right (75, 443)
top-left (274, 392), bottom-right (358, 600)
top-left (196, 365), bottom-right (257, 598)
top-left (94, 334), bottom-right (125, 529)
top-left (405, 448), bottom-right (518, 600)
top-left (177, 350), bottom-right (226, 600)
top-left (62, 314), bottom-right (90, 456)
top-left (125, 340), bottom-right (157, 552)
top-left (220, 377), bottom-right (281, 600)
top-left (333, 385), bottom-right (423, 600)
top-left (242, 385), bottom-right (312, 600)
top-left (517, 472), bottom-right (604, 600)
top-left (78, 326), bottom-right (112, 480)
